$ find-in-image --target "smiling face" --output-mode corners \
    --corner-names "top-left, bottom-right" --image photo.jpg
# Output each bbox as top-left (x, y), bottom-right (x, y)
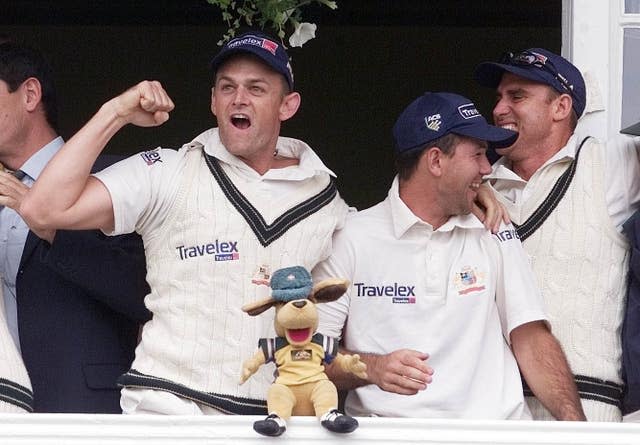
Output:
top-left (438, 137), bottom-right (492, 217)
top-left (211, 54), bottom-right (300, 174)
top-left (274, 299), bottom-right (318, 347)
top-left (492, 72), bottom-right (561, 162)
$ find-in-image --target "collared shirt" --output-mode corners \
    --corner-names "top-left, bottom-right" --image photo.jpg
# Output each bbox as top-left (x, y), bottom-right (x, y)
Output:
top-left (95, 128), bottom-right (339, 236)
top-left (314, 177), bottom-right (546, 419)
top-left (0, 136), bottom-right (64, 351)
top-left (487, 133), bottom-right (640, 228)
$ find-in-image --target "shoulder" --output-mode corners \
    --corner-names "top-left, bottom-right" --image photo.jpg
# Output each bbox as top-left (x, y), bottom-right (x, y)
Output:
top-left (491, 223), bottom-right (522, 245)
top-left (331, 202), bottom-right (386, 244)
top-left (346, 201), bottom-right (388, 225)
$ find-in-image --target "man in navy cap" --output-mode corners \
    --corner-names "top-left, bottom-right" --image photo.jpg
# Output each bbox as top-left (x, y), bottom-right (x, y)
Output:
top-left (313, 92), bottom-right (585, 420)
top-left (475, 48), bottom-right (640, 421)
top-left (20, 30), bottom-right (350, 415)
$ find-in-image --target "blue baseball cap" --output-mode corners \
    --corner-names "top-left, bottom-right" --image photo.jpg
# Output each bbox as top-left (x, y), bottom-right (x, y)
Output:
top-left (270, 266), bottom-right (312, 302)
top-left (210, 31), bottom-right (294, 90)
top-left (393, 92), bottom-right (518, 154)
top-left (474, 48), bottom-right (586, 118)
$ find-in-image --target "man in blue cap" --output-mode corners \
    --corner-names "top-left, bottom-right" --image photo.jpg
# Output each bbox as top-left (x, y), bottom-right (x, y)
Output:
top-left (475, 48), bottom-right (640, 421)
top-left (314, 92), bottom-right (585, 420)
top-left (20, 30), bottom-right (350, 415)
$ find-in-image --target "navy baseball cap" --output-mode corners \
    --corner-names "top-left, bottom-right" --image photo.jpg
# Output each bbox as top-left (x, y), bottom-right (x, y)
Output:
top-left (393, 92), bottom-right (518, 154)
top-left (622, 121), bottom-right (640, 136)
top-left (210, 31), bottom-right (294, 90)
top-left (475, 48), bottom-right (586, 118)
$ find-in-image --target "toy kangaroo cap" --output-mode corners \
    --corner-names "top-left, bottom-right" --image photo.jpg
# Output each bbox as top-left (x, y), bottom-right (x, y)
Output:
top-left (270, 266), bottom-right (313, 302)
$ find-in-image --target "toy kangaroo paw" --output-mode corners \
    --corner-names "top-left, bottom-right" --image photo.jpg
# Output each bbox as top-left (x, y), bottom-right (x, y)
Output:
top-left (253, 413), bottom-right (287, 437)
top-left (320, 409), bottom-right (359, 434)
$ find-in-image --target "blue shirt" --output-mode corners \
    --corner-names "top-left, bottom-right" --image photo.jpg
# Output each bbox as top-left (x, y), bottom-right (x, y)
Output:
top-left (0, 136), bottom-right (63, 351)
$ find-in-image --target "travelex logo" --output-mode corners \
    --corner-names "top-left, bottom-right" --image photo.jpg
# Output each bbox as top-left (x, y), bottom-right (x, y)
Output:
top-left (354, 282), bottom-right (416, 304)
top-left (228, 35), bottom-right (278, 55)
top-left (176, 239), bottom-right (239, 262)
top-left (458, 103), bottom-right (481, 120)
top-left (493, 228), bottom-right (520, 243)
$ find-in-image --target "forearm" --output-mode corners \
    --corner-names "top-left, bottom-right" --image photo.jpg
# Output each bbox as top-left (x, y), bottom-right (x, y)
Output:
top-left (21, 81), bottom-right (173, 231)
top-left (21, 101), bottom-right (125, 228)
top-left (326, 347), bottom-right (431, 395)
top-left (512, 322), bottom-right (586, 420)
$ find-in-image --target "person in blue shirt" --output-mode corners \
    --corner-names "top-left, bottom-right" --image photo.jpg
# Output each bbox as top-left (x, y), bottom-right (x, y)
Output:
top-left (0, 38), bottom-right (150, 413)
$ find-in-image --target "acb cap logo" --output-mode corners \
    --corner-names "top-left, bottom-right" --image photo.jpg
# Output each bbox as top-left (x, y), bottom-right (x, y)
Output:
top-left (425, 113), bottom-right (442, 132)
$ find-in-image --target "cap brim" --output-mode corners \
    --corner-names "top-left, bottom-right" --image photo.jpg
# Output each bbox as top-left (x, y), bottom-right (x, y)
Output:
top-left (454, 122), bottom-right (518, 149)
top-left (475, 61), bottom-right (555, 91)
top-left (621, 121), bottom-right (640, 136)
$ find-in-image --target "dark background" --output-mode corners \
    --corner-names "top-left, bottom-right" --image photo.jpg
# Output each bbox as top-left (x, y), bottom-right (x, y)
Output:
top-left (2, 1), bottom-right (561, 209)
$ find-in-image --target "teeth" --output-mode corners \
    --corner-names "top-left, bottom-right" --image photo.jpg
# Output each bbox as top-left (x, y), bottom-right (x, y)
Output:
top-left (470, 182), bottom-right (480, 190)
top-left (501, 124), bottom-right (517, 131)
top-left (232, 113), bottom-right (249, 119)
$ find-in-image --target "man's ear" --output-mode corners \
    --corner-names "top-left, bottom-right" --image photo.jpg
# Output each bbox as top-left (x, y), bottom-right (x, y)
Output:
top-left (22, 77), bottom-right (42, 112)
top-left (552, 94), bottom-right (573, 122)
top-left (311, 278), bottom-right (349, 304)
top-left (279, 92), bottom-right (301, 122)
top-left (210, 86), bottom-right (218, 117)
top-left (423, 146), bottom-right (445, 177)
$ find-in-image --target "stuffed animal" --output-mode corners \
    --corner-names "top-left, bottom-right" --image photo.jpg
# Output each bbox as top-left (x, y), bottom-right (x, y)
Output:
top-left (240, 266), bottom-right (367, 437)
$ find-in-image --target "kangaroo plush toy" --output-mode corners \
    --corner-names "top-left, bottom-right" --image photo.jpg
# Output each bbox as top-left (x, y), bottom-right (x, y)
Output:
top-left (240, 266), bottom-right (367, 437)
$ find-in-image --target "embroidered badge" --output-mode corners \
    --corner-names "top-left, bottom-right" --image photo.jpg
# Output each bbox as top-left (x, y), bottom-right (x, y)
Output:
top-left (425, 113), bottom-right (442, 131)
top-left (453, 266), bottom-right (486, 295)
top-left (291, 349), bottom-right (312, 361)
top-left (252, 265), bottom-right (272, 286)
top-left (140, 148), bottom-right (162, 165)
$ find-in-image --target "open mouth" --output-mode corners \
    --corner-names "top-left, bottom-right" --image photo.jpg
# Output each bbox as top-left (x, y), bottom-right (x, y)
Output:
top-left (287, 328), bottom-right (311, 343)
top-left (231, 113), bottom-right (251, 129)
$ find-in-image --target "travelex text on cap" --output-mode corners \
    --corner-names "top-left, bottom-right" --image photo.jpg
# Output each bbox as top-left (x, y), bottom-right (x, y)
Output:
top-left (392, 92), bottom-right (518, 154)
top-left (210, 31), bottom-right (294, 90)
top-left (270, 266), bottom-right (312, 303)
top-left (474, 48), bottom-right (586, 118)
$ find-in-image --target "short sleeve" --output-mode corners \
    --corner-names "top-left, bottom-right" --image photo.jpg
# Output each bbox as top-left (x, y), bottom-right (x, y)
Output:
top-left (93, 148), bottom-right (183, 235)
top-left (312, 226), bottom-right (356, 340)
top-left (491, 223), bottom-right (548, 342)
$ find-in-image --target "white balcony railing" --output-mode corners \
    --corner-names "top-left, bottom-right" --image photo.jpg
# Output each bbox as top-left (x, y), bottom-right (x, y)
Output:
top-left (1, 414), bottom-right (639, 444)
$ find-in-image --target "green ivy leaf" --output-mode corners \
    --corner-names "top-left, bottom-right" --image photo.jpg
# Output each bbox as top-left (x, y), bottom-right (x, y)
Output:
top-left (206, 0), bottom-right (337, 46)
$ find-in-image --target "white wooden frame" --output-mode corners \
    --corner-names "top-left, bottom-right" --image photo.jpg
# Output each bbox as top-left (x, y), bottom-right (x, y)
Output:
top-left (567, 0), bottom-right (640, 140)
